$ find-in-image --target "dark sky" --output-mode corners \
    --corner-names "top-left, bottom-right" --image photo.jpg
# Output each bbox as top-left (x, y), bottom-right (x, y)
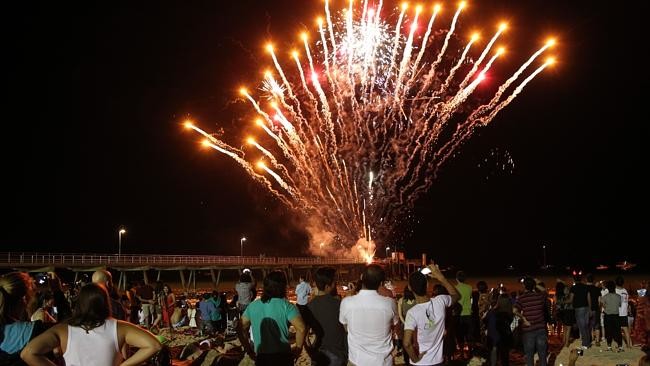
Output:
top-left (2, 0), bottom-right (647, 272)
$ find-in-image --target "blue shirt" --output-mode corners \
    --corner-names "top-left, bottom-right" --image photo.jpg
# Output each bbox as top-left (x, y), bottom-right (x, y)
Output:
top-left (1, 321), bottom-right (35, 354)
top-left (243, 298), bottom-right (300, 354)
top-left (296, 281), bottom-right (311, 305)
top-left (198, 299), bottom-right (218, 321)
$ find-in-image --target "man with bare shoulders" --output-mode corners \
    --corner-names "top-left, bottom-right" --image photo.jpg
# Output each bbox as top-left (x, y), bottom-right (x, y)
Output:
top-left (92, 270), bottom-right (126, 321)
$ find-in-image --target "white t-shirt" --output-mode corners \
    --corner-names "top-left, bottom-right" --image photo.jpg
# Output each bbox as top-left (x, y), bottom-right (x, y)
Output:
top-left (616, 287), bottom-right (629, 316)
top-left (340, 289), bottom-right (398, 366)
top-left (404, 295), bottom-right (452, 366)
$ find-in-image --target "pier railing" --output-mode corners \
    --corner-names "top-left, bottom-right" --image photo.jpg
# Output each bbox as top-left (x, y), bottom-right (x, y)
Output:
top-left (0, 252), bottom-right (362, 268)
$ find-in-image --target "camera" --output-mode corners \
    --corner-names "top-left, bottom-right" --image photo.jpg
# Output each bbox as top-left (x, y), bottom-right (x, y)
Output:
top-left (420, 267), bottom-right (432, 275)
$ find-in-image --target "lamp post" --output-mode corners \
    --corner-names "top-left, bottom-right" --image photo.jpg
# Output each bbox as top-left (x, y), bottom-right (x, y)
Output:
top-left (118, 228), bottom-right (126, 256)
top-left (240, 237), bottom-right (246, 257)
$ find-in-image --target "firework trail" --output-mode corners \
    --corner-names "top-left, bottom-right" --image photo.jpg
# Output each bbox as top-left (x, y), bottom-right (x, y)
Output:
top-left (184, 1), bottom-right (556, 260)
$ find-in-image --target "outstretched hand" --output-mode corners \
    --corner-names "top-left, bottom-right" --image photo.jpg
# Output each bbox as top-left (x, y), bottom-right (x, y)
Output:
top-left (427, 264), bottom-right (445, 280)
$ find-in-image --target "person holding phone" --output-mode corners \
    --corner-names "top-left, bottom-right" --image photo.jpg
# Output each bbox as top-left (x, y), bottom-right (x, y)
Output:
top-left (403, 263), bottom-right (460, 366)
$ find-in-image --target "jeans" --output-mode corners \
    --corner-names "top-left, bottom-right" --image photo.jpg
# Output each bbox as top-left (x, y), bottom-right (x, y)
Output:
top-left (522, 329), bottom-right (547, 366)
top-left (588, 310), bottom-right (599, 332)
top-left (604, 314), bottom-right (622, 347)
top-left (575, 306), bottom-right (591, 347)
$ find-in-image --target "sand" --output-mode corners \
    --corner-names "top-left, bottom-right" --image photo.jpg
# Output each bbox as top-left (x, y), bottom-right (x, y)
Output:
top-left (554, 339), bottom-right (645, 366)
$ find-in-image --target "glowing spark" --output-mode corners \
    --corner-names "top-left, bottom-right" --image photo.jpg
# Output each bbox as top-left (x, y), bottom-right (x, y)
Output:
top-left (184, 1), bottom-right (556, 258)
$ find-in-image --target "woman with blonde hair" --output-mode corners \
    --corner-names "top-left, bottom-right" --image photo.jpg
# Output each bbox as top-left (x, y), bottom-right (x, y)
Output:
top-left (21, 283), bottom-right (161, 366)
top-left (1, 272), bottom-right (47, 363)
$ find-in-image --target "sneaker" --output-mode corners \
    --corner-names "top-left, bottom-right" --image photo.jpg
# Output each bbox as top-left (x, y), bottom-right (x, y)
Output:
top-left (617, 347), bottom-right (624, 353)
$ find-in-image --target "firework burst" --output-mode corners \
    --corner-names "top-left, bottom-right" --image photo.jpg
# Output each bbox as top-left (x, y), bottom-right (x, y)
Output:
top-left (184, 1), bottom-right (556, 261)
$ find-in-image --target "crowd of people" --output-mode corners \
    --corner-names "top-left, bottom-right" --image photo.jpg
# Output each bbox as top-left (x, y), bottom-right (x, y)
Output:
top-left (0, 271), bottom-right (162, 366)
top-left (233, 267), bottom-right (650, 366)
top-left (1, 266), bottom-right (649, 366)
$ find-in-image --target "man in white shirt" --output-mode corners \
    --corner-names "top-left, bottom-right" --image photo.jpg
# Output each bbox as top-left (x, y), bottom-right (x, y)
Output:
top-left (296, 276), bottom-right (312, 305)
top-left (295, 275), bottom-right (312, 321)
top-left (403, 264), bottom-right (460, 366)
top-left (615, 276), bottom-right (632, 349)
top-left (340, 264), bottom-right (398, 366)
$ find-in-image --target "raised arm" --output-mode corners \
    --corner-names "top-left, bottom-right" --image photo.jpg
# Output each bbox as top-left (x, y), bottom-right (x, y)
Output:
top-left (428, 264), bottom-right (460, 303)
top-left (118, 321), bottom-right (162, 366)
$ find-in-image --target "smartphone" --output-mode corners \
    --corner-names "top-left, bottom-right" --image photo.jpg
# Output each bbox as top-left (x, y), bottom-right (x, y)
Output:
top-left (342, 285), bottom-right (349, 291)
top-left (638, 289), bottom-right (647, 297)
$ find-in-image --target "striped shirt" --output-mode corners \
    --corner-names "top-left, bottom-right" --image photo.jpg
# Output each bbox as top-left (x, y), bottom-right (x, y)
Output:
top-left (515, 291), bottom-right (547, 333)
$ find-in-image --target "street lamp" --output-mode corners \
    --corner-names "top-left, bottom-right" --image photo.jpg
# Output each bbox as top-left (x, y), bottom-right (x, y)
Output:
top-left (118, 228), bottom-right (126, 256)
top-left (385, 246), bottom-right (390, 258)
top-left (240, 237), bottom-right (246, 257)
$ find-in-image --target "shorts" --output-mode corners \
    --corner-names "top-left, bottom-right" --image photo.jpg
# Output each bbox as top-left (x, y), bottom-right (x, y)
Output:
top-left (619, 316), bottom-right (629, 327)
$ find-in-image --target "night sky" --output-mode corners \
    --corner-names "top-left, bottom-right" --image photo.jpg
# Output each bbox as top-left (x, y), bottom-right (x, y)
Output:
top-left (3, 0), bottom-right (647, 273)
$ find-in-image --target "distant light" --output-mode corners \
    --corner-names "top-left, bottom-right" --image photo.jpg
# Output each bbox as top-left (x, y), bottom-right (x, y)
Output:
top-left (239, 87), bottom-right (248, 96)
top-left (471, 32), bottom-right (480, 41)
top-left (499, 22), bottom-right (508, 31)
top-left (434, 3), bottom-right (441, 12)
top-left (119, 229), bottom-right (126, 234)
top-left (546, 38), bottom-right (556, 47)
top-left (183, 120), bottom-right (194, 129)
top-left (265, 43), bottom-right (274, 53)
top-left (546, 56), bottom-right (556, 65)
top-left (458, 1), bottom-right (466, 10)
